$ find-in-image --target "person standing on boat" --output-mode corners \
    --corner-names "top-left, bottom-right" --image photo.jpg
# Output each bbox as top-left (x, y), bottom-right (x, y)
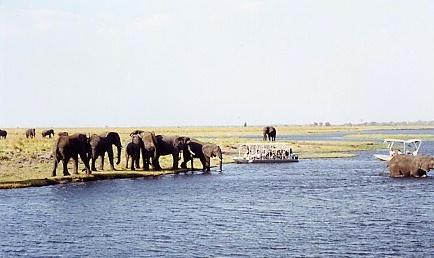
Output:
top-left (255, 150), bottom-right (261, 160)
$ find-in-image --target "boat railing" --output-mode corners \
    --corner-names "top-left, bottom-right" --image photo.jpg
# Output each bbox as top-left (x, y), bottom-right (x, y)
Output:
top-left (238, 143), bottom-right (297, 161)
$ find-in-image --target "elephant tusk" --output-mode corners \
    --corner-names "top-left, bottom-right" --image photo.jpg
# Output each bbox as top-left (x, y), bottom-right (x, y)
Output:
top-left (218, 158), bottom-right (222, 161)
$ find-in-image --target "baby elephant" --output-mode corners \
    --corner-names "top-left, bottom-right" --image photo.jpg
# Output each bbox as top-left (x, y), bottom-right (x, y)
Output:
top-left (387, 154), bottom-right (434, 178)
top-left (125, 134), bottom-right (144, 170)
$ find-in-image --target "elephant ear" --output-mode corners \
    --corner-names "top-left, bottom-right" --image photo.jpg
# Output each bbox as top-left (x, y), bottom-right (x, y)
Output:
top-left (202, 145), bottom-right (213, 157)
top-left (173, 137), bottom-right (185, 148)
top-left (185, 137), bottom-right (191, 145)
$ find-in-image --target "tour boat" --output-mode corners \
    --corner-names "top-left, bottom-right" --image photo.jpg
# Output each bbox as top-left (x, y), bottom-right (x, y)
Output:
top-left (232, 143), bottom-right (299, 164)
top-left (374, 139), bottom-right (422, 161)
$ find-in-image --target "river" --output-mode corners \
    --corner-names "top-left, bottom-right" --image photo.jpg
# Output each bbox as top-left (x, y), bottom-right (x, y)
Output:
top-left (1, 131), bottom-right (434, 257)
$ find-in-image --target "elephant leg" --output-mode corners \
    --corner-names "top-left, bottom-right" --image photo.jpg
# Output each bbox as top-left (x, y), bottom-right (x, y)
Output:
top-left (144, 157), bottom-right (150, 171)
top-left (80, 154), bottom-right (91, 174)
top-left (199, 157), bottom-right (207, 171)
top-left (135, 155), bottom-right (140, 169)
top-left (52, 159), bottom-right (59, 177)
top-left (72, 156), bottom-right (79, 175)
top-left (99, 155), bottom-right (105, 170)
top-left (125, 155), bottom-right (130, 169)
top-left (202, 156), bottom-right (211, 172)
top-left (130, 156), bottom-right (135, 170)
top-left (172, 154), bottom-right (179, 170)
top-left (153, 157), bottom-right (162, 170)
top-left (410, 169), bottom-right (421, 177)
top-left (62, 159), bottom-right (71, 176)
top-left (107, 149), bottom-right (116, 170)
top-left (91, 157), bottom-right (98, 171)
top-left (190, 158), bottom-right (194, 170)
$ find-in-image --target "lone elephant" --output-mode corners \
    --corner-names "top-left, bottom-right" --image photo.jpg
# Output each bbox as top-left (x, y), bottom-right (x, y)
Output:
top-left (387, 154), bottom-right (434, 178)
top-left (89, 132), bottom-right (122, 171)
top-left (52, 133), bottom-right (91, 176)
top-left (42, 129), bottom-right (55, 138)
top-left (263, 126), bottom-right (276, 141)
top-left (125, 134), bottom-right (144, 170)
top-left (181, 138), bottom-right (223, 172)
top-left (0, 129), bottom-right (7, 139)
top-left (26, 128), bottom-right (36, 138)
top-left (153, 135), bottom-right (187, 170)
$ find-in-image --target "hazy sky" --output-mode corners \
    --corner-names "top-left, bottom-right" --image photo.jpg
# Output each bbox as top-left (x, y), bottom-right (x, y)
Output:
top-left (1, 0), bottom-right (434, 128)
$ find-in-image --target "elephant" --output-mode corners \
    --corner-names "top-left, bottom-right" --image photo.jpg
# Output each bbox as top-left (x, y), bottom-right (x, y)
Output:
top-left (153, 135), bottom-right (187, 170)
top-left (58, 132), bottom-right (69, 136)
top-left (139, 131), bottom-right (157, 171)
top-left (26, 128), bottom-right (36, 138)
top-left (181, 138), bottom-right (223, 172)
top-left (42, 129), bottom-right (55, 138)
top-left (52, 133), bottom-right (91, 176)
top-left (386, 154), bottom-right (434, 178)
top-left (89, 132), bottom-right (122, 171)
top-left (130, 130), bottom-right (144, 136)
top-left (0, 129), bottom-right (7, 139)
top-left (125, 134), bottom-right (144, 170)
top-left (263, 126), bottom-right (276, 141)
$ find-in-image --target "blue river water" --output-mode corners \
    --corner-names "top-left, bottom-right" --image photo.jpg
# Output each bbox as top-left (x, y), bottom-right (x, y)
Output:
top-left (1, 131), bottom-right (434, 257)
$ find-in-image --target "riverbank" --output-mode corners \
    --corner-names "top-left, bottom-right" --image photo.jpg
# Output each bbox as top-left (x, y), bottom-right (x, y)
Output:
top-left (1, 125), bottom-right (431, 189)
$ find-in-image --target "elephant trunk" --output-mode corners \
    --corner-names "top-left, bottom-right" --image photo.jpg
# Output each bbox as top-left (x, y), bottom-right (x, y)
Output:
top-left (217, 148), bottom-right (223, 172)
top-left (116, 144), bottom-right (122, 165)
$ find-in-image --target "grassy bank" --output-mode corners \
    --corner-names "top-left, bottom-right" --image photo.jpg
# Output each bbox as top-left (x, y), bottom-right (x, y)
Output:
top-left (1, 125), bottom-right (428, 189)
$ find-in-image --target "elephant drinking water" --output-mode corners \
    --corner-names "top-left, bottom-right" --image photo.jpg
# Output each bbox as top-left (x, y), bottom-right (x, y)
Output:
top-left (181, 138), bottom-right (223, 172)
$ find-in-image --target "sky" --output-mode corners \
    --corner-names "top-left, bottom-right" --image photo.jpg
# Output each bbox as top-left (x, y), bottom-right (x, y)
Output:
top-left (1, 0), bottom-right (434, 128)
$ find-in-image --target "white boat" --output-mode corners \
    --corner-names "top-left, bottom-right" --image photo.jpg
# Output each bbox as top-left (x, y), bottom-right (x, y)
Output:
top-left (374, 139), bottom-right (422, 161)
top-left (232, 143), bottom-right (299, 164)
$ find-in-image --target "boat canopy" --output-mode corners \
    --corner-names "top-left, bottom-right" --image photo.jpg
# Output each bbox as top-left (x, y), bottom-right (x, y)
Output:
top-left (383, 139), bottom-right (422, 156)
top-left (383, 139), bottom-right (422, 144)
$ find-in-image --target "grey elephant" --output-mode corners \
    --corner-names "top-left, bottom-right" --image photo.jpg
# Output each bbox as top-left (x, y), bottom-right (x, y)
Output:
top-left (263, 126), bottom-right (276, 141)
top-left (42, 129), bottom-right (55, 138)
top-left (153, 135), bottom-right (187, 170)
top-left (52, 133), bottom-right (91, 176)
top-left (125, 134), bottom-right (144, 170)
top-left (89, 132), bottom-right (122, 171)
top-left (26, 128), bottom-right (36, 138)
top-left (181, 138), bottom-right (223, 172)
top-left (386, 154), bottom-right (434, 178)
top-left (0, 129), bottom-right (7, 139)
top-left (58, 132), bottom-right (69, 136)
top-left (140, 131), bottom-right (157, 171)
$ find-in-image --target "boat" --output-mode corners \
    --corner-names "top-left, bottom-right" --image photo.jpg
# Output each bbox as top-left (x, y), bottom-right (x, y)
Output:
top-left (374, 139), bottom-right (422, 161)
top-left (232, 143), bottom-right (299, 164)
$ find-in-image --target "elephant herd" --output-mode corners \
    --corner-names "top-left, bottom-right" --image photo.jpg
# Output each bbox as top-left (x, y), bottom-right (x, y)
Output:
top-left (0, 128), bottom-right (55, 139)
top-left (52, 130), bottom-right (223, 177)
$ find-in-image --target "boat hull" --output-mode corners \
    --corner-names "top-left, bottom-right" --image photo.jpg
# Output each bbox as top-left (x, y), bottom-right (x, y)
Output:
top-left (233, 157), bottom-right (299, 164)
top-left (374, 154), bottom-right (392, 162)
